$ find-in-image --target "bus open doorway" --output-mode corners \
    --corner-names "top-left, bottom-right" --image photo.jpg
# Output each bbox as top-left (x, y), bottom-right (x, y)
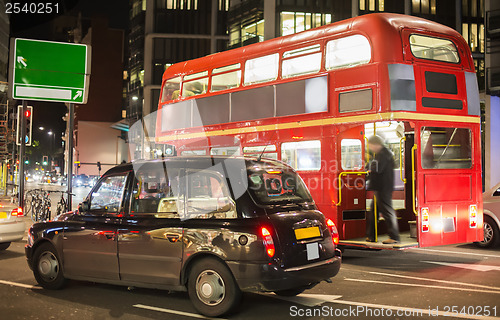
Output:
top-left (337, 121), bottom-right (419, 250)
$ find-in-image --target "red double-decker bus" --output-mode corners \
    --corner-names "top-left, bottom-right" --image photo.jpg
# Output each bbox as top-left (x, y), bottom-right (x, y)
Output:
top-left (155, 13), bottom-right (483, 249)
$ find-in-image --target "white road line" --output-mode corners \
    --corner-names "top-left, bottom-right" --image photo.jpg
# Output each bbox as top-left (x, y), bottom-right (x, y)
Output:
top-left (344, 278), bottom-right (500, 294)
top-left (261, 293), bottom-right (343, 307)
top-left (411, 248), bottom-right (500, 258)
top-left (368, 271), bottom-right (500, 291)
top-left (331, 299), bottom-right (500, 320)
top-left (422, 261), bottom-right (500, 271)
top-left (133, 304), bottom-right (227, 320)
top-left (0, 279), bottom-right (41, 290)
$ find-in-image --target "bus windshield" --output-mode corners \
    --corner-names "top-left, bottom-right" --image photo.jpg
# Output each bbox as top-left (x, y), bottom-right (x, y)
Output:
top-left (247, 167), bottom-right (313, 205)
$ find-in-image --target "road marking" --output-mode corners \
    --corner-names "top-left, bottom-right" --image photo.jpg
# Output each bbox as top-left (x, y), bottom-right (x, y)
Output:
top-left (133, 304), bottom-right (226, 320)
top-left (330, 299), bottom-right (500, 320)
top-left (268, 293), bottom-right (500, 320)
top-left (422, 261), bottom-right (500, 272)
top-left (368, 271), bottom-right (500, 291)
top-left (0, 279), bottom-right (41, 290)
top-left (412, 247), bottom-right (500, 258)
top-left (262, 293), bottom-right (343, 307)
top-left (344, 278), bottom-right (500, 294)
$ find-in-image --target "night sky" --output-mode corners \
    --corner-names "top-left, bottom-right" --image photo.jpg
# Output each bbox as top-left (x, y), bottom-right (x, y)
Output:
top-left (9, 0), bottom-right (128, 160)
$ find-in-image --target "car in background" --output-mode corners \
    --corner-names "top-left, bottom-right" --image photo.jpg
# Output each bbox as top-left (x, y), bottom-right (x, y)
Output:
top-left (477, 182), bottom-right (500, 248)
top-left (0, 206), bottom-right (25, 251)
top-left (73, 174), bottom-right (90, 187)
top-left (25, 157), bottom-right (342, 317)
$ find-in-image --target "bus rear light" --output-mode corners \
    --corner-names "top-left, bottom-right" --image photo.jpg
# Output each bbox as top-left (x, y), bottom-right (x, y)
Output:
top-left (260, 227), bottom-right (275, 258)
top-left (469, 205), bottom-right (477, 228)
top-left (11, 207), bottom-right (23, 217)
top-left (421, 207), bottom-right (429, 233)
top-left (326, 219), bottom-right (339, 245)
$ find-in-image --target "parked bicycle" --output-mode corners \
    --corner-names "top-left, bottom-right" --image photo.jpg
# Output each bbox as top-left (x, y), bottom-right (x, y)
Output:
top-left (53, 190), bottom-right (75, 215)
top-left (26, 189), bottom-right (51, 222)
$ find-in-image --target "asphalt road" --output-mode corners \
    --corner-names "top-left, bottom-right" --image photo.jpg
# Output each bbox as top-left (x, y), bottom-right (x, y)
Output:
top-left (1, 184), bottom-right (500, 319)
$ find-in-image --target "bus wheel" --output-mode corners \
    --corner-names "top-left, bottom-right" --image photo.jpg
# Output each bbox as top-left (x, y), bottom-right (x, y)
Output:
top-left (475, 216), bottom-right (499, 248)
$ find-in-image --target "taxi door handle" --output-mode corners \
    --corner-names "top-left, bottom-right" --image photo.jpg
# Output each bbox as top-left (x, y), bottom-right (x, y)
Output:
top-left (165, 234), bottom-right (180, 242)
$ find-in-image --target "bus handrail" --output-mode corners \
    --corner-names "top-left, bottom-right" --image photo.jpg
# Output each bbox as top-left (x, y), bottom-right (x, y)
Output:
top-left (336, 171), bottom-right (368, 207)
top-left (399, 136), bottom-right (407, 184)
top-left (411, 144), bottom-right (418, 216)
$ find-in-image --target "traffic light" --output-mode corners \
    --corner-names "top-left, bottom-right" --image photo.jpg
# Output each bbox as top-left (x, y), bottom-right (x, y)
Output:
top-left (16, 105), bottom-right (33, 146)
top-left (97, 161), bottom-right (101, 172)
top-left (42, 156), bottom-right (48, 166)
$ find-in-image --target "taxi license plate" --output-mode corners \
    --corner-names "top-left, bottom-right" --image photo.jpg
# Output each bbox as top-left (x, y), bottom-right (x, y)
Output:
top-left (294, 226), bottom-right (321, 240)
top-left (0, 212), bottom-right (7, 219)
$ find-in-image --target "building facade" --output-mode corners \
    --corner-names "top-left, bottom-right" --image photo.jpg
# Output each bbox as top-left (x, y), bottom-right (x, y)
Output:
top-left (126, 0), bottom-right (229, 159)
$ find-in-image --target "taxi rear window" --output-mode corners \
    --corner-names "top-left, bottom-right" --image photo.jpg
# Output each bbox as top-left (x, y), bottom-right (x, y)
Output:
top-left (409, 34), bottom-right (460, 64)
top-left (247, 168), bottom-right (313, 205)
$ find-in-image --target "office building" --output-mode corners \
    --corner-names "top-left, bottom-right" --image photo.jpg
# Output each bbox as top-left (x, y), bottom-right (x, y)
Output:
top-left (126, 0), bottom-right (229, 159)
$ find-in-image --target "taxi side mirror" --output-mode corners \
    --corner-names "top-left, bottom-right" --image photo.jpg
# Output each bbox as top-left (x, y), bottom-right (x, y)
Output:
top-left (78, 200), bottom-right (90, 213)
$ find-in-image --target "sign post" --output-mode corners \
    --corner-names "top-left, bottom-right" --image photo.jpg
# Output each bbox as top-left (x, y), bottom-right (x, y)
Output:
top-left (8, 38), bottom-right (90, 211)
top-left (18, 101), bottom-right (27, 209)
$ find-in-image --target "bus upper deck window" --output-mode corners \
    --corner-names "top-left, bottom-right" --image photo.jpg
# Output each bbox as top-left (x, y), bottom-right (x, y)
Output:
top-left (325, 35), bottom-right (371, 70)
top-left (182, 71), bottom-right (208, 98)
top-left (244, 53), bottom-right (279, 85)
top-left (211, 63), bottom-right (241, 92)
top-left (161, 77), bottom-right (181, 102)
top-left (409, 34), bottom-right (460, 63)
top-left (282, 44), bottom-right (322, 78)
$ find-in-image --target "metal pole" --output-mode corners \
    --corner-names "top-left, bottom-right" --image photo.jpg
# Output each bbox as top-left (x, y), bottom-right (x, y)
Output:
top-left (18, 100), bottom-right (27, 209)
top-left (67, 103), bottom-right (74, 209)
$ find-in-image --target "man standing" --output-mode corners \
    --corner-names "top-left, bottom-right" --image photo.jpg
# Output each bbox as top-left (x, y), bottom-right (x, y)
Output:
top-left (366, 135), bottom-right (400, 244)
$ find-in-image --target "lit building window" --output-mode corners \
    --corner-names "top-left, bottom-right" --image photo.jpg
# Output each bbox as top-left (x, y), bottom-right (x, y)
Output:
top-left (359, 0), bottom-right (385, 12)
top-left (412, 0), bottom-right (436, 14)
top-left (462, 23), bottom-right (485, 53)
top-left (280, 12), bottom-right (332, 37)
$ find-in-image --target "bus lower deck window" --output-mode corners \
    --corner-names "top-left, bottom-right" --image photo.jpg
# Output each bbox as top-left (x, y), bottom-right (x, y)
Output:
top-left (281, 140), bottom-right (321, 171)
top-left (420, 127), bottom-right (472, 169)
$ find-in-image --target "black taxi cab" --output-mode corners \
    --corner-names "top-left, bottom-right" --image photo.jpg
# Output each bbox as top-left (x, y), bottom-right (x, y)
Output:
top-left (26, 156), bottom-right (341, 316)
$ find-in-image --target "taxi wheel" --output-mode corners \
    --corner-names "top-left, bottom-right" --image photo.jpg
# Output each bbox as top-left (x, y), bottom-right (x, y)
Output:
top-left (475, 216), bottom-right (499, 248)
top-left (33, 243), bottom-right (67, 290)
top-left (187, 258), bottom-right (241, 317)
top-left (274, 286), bottom-right (307, 297)
top-left (0, 242), bottom-right (10, 251)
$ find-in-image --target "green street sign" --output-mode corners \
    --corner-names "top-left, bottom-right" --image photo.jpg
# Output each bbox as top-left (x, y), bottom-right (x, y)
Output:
top-left (9, 38), bottom-right (91, 104)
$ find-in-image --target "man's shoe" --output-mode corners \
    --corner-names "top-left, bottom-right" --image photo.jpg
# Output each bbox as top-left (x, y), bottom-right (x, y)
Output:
top-left (365, 237), bottom-right (376, 243)
top-left (382, 239), bottom-right (399, 244)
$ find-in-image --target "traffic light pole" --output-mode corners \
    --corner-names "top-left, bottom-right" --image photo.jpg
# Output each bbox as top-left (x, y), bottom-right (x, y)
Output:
top-left (18, 100), bottom-right (27, 209)
top-left (67, 103), bottom-right (74, 209)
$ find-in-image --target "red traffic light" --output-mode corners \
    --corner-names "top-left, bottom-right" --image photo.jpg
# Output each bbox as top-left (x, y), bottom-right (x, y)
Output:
top-left (25, 110), bottom-right (31, 117)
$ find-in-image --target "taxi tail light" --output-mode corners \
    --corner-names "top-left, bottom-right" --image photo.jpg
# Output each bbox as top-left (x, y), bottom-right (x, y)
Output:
top-left (260, 227), bottom-right (275, 258)
top-left (11, 207), bottom-right (23, 217)
top-left (326, 219), bottom-right (339, 245)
